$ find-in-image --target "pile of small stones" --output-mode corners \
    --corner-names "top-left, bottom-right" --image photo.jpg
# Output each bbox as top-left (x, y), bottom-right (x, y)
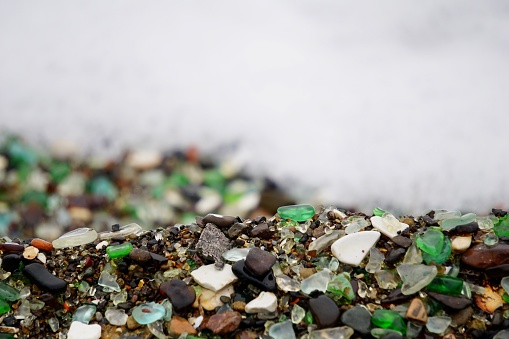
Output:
top-left (1, 204), bottom-right (509, 339)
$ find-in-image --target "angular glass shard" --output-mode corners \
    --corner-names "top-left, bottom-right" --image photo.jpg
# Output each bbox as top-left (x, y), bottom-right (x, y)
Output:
top-left (301, 269), bottom-right (332, 295)
top-left (98, 271), bottom-right (121, 293)
top-left (366, 248), bottom-right (385, 273)
top-left (72, 304), bottom-right (96, 324)
top-left (276, 275), bottom-right (301, 292)
top-left (397, 264), bottom-right (437, 295)
top-left (425, 316), bottom-right (451, 334)
top-left (268, 320), bottom-right (296, 339)
top-left (327, 272), bottom-right (355, 301)
top-left (374, 270), bottom-right (400, 290)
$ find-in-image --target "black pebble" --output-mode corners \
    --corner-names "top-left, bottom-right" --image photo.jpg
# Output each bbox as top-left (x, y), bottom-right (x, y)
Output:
top-left (486, 264), bottom-right (509, 278)
top-left (232, 260), bottom-right (276, 291)
top-left (1, 253), bottom-right (22, 272)
top-left (2, 316), bottom-right (17, 326)
top-left (448, 222), bottom-right (479, 235)
top-left (22, 263), bottom-right (67, 294)
top-left (149, 252), bottom-right (168, 265)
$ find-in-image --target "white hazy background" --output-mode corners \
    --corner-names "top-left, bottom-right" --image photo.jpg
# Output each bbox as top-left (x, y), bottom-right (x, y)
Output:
top-left (1, 1), bottom-right (509, 214)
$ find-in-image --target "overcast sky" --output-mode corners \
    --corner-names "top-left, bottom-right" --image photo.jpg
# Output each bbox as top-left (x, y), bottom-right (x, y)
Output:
top-left (1, 1), bottom-right (509, 214)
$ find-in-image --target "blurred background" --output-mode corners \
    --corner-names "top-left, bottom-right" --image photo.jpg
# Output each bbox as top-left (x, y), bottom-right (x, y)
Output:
top-left (1, 0), bottom-right (509, 228)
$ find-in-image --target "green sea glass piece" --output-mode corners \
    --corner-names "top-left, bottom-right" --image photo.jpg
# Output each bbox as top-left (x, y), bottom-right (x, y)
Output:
top-left (371, 309), bottom-right (407, 335)
top-left (106, 242), bottom-right (134, 259)
top-left (278, 204), bottom-right (315, 222)
top-left (422, 236), bottom-right (451, 264)
top-left (0, 281), bottom-right (20, 301)
top-left (0, 299), bottom-right (10, 315)
top-left (416, 229), bottom-right (444, 256)
top-left (494, 215), bottom-right (509, 237)
top-left (426, 275), bottom-right (463, 296)
top-left (327, 272), bottom-right (355, 301)
top-left (373, 207), bottom-right (389, 217)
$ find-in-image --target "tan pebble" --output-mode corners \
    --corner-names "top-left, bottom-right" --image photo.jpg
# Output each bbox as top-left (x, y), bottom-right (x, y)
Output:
top-left (475, 285), bottom-right (503, 313)
top-left (68, 207), bottom-right (92, 223)
top-left (126, 315), bottom-right (141, 330)
top-left (443, 334), bottom-right (456, 339)
top-left (299, 268), bottom-right (316, 279)
top-left (168, 316), bottom-right (197, 336)
top-left (451, 236), bottom-right (472, 253)
top-left (23, 246), bottom-right (39, 260)
top-left (232, 301), bottom-right (246, 312)
top-left (406, 298), bottom-right (428, 325)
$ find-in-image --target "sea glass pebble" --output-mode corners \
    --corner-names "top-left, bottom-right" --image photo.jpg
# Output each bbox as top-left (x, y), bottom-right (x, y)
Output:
top-left (132, 302), bottom-right (166, 325)
top-left (278, 204), bottom-right (315, 222)
top-left (52, 228), bottom-right (98, 249)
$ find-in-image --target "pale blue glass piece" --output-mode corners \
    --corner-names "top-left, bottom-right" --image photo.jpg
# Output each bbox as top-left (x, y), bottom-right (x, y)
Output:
top-left (72, 304), bottom-right (97, 324)
top-left (132, 302), bottom-right (166, 325)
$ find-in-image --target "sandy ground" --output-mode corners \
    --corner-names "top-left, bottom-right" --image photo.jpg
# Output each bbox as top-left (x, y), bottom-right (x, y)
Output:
top-left (1, 1), bottom-right (509, 214)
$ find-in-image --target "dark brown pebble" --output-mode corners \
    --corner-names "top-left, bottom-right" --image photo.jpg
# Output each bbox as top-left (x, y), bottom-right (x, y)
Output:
top-left (149, 252), bottom-right (168, 265)
top-left (428, 292), bottom-right (472, 310)
top-left (451, 307), bottom-right (474, 327)
top-left (159, 280), bottom-right (196, 312)
top-left (129, 248), bottom-right (152, 263)
top-left (308, 295), bottom-right (340, 328)
top-left (0, 242), bottom-right (24, 252)
top-left (250, 223), bottom-right (272, 239)
top-left (245, 248), bottom-right (277, 277)
top-left (228, 222), bottom-right (249, 239)
top-left (205, 311), bottom-right (242, 335)
top-left (392, 236), bottom-right (412, 248)
top-left (386, 248), bottom-right (406, 265)
top-left (486, 264), bottom-right (509, 278)
top-left (202, 213), bottom-right (236, 229)
top-left (381, 288), bottom-right (414, 305)
top-left (462, 243), bottom-right (509, 268)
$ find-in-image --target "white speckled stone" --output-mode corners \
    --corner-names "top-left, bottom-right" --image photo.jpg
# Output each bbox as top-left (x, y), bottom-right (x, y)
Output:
top-left (245, 292), bottom-right (277, 313)
top-left (370, 214), bottom-right (409, 239)
top-left (331, 231), bottom-right (381, 266)
top-left (67, 321), bottom-right (101, 339)
top-left (191, 264), bottom-right (238, 292)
